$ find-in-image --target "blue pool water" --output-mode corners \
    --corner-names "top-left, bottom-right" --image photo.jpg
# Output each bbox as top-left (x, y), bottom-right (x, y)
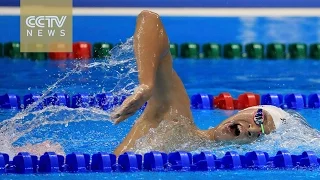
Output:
top-left (1, 40), bottom-right (320, 179)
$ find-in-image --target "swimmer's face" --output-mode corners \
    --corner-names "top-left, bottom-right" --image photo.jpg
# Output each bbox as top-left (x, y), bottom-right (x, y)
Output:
top-left (212, 109), bottom-right (276, 143)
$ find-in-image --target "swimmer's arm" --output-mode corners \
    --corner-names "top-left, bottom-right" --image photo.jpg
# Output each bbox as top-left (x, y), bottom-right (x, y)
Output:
top-left (111, 10), bottom-right (169, 124)
top-left (134, 11), bottom-right (169, 91)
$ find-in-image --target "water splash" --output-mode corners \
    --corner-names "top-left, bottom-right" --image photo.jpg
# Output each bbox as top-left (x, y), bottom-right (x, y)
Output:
top-left (0, 37), bottom-right (138, 157)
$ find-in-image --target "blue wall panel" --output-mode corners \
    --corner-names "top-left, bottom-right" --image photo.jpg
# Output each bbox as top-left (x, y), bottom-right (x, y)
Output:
top-left (1, 0), bottom-right (320, 8)
top-left (0, 16), bottom-right (319, 45)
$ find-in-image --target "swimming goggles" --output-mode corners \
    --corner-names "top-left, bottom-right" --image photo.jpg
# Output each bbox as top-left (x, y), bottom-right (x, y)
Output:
top-left (253, 108), bottom-right (265, 134)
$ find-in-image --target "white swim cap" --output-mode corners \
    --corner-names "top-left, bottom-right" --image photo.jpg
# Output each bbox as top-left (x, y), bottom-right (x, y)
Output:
top-left (240, 105), bottom-right (289, 129)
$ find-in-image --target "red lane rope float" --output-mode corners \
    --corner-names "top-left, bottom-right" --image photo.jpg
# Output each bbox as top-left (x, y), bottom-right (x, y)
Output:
top-left (213, 92), bottom-right (235, 110)
top-left (212, 92), bottom-right (260, 110)
top-left (73, 42), bottom-right (92, 60)
top-left (48, 43), bottom-right (73, 60)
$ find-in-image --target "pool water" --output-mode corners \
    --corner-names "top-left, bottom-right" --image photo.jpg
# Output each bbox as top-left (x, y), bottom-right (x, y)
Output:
top-left (1, 41), bottom-right (320, 179)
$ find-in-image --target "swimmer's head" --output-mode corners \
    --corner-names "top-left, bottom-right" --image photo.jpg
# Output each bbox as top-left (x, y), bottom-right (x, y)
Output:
top-left (210, 105), bottom-right (287, 143)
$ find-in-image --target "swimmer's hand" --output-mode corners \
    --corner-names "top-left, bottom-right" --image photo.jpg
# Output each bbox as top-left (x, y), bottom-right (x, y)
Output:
top-left (111, 84), bottom-right (152, 124)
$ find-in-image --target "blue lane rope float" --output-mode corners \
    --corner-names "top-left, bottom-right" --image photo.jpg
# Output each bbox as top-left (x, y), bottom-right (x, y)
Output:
top-left (0, 94), bottom-right (21, 110)
top-left (0, 92), bottom-right (320, 110)
top-left (308, 93), bottom-right (320, 108)
top-left (191, 94), bottom-right (214, 109)
top-left (0, 150), bottom-right (320, 174)
top-left (261, 93), bottom-right (284, 107)
top-left (283, 94), bottom-right (307, 109)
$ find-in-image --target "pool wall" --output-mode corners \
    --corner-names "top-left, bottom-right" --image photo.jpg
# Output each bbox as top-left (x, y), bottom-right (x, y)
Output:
top-left (1, 0), bottom-right (320, 7)
top-left (1, 1), bottom-right (320, 51)
top-left (1, 14), bottom-right (320, 46)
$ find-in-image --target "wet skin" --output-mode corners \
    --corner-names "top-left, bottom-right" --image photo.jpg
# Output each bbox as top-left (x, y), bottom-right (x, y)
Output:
top-left (111, 10), bottom-right (277, 156)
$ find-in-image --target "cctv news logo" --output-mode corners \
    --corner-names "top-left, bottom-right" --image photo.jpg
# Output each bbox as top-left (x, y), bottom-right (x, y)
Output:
top-left (20, 0), bottom-right (72, 52)
top-left (25, 16), bottom-right (67, 37)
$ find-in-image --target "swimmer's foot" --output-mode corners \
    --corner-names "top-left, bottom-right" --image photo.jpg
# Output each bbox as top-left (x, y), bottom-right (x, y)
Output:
top-left (111, 84), bottom-right (152, 124)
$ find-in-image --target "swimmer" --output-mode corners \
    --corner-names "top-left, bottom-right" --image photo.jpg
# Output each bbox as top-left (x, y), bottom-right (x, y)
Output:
top-left (111, 10), bottom-right (290, 156)
top-left (6, 10), bottom-right (291, 157)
